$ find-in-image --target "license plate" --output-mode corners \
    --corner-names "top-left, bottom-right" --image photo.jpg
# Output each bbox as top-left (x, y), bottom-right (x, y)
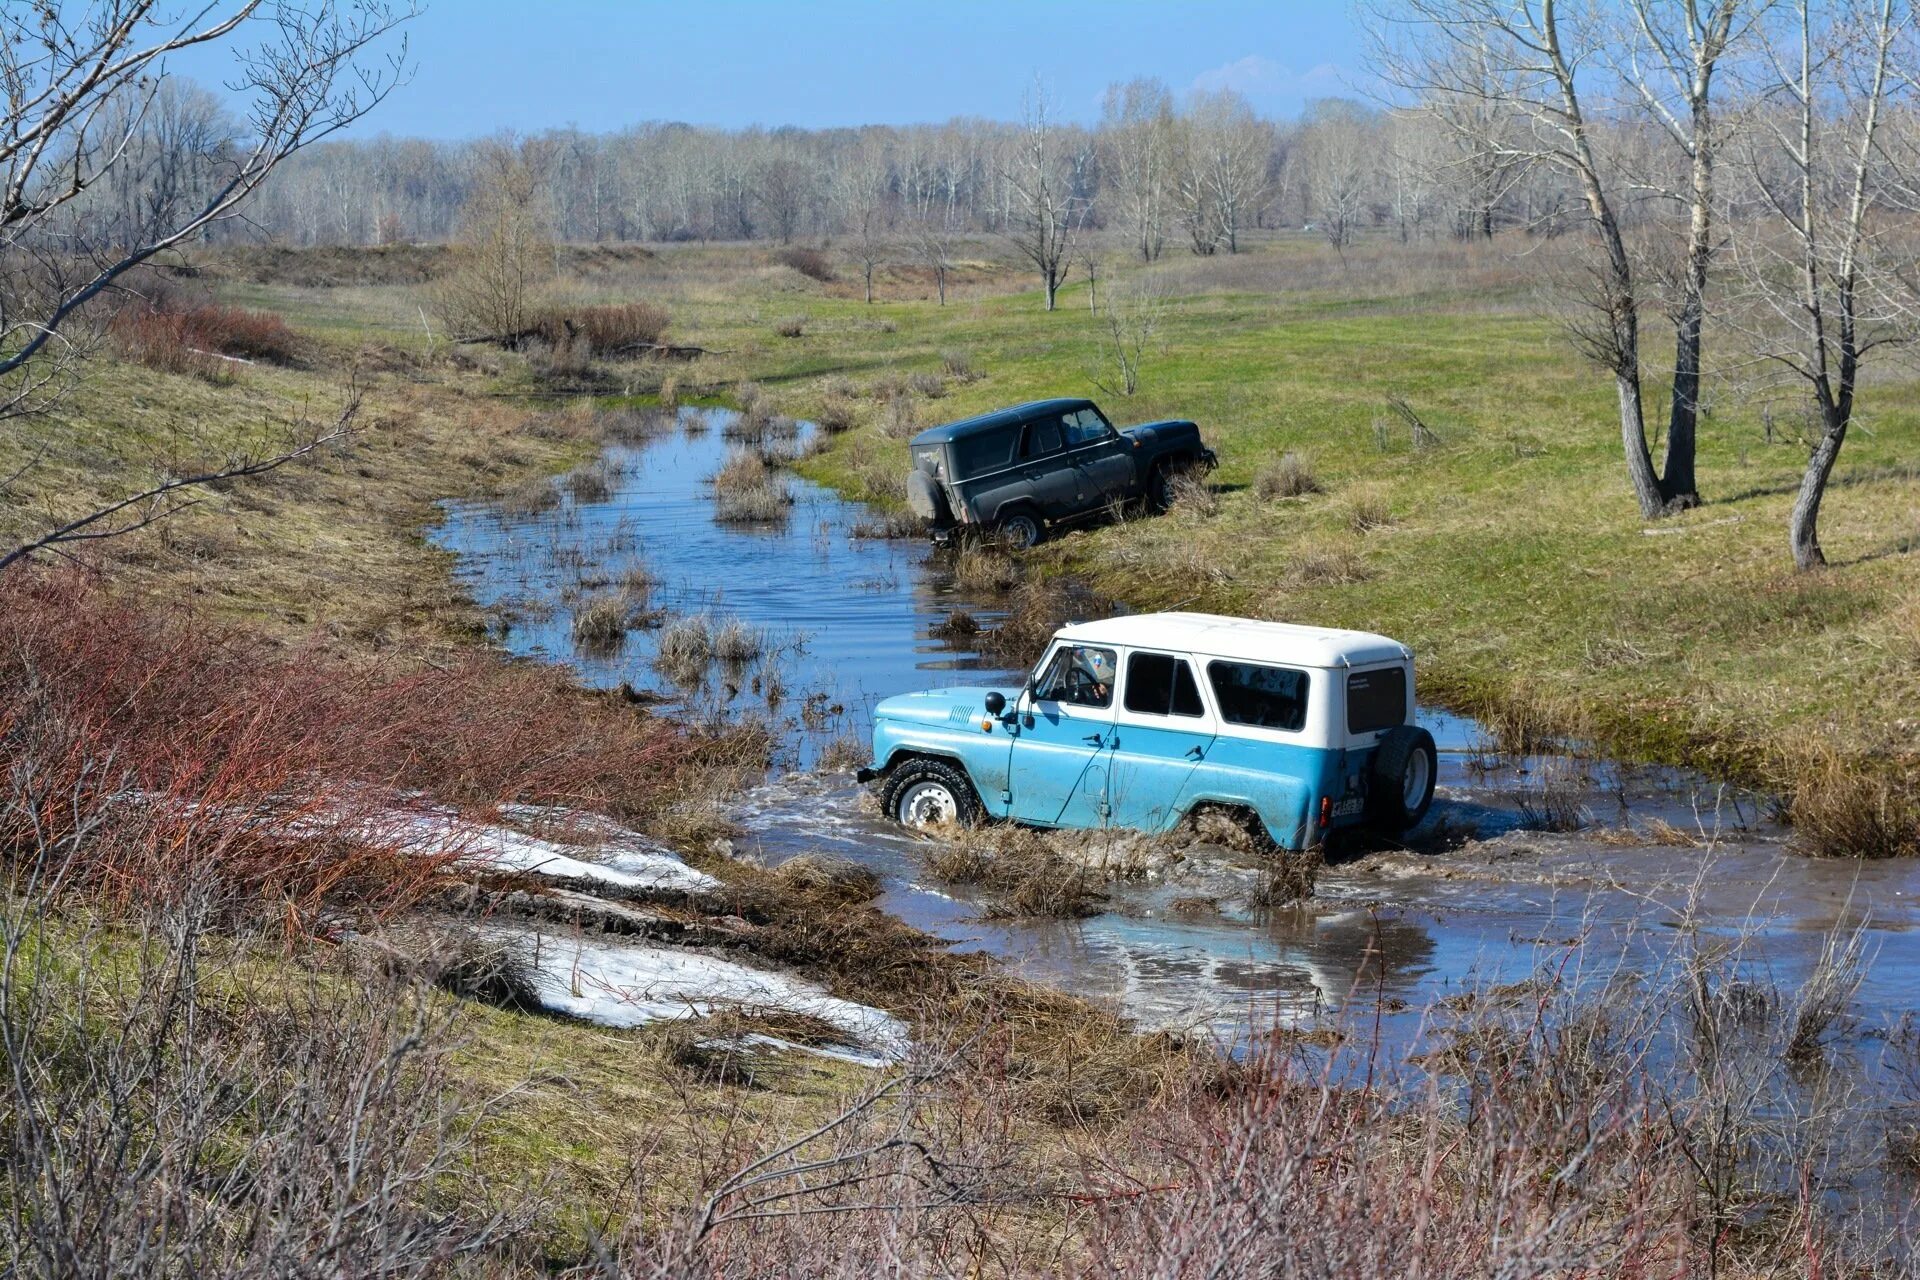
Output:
top-left (1332, 796), bottom-right (1365, 818)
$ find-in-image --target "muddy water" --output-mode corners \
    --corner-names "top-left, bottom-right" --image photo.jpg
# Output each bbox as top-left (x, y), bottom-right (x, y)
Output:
top-left (432, 408), bottom-right (1920, 1061)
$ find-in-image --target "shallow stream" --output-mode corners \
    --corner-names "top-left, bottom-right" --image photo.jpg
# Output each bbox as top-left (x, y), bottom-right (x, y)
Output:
top-left (432, 407), bottom-right (1920, 1062)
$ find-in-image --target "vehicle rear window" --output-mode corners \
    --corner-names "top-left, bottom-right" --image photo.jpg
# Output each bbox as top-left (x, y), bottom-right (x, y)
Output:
top-left (1123, 652), bottom-right (1205, 718)
top-left (950, 426), bottom-right (1018, 479)
top-left (1207, 661), bottom-right (1309, 732)
top-left (1347, 667), bottom-right (1408, 734)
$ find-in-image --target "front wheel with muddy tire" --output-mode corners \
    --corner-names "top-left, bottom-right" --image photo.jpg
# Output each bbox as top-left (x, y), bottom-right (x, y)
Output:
top-left (1368, 725), bottom-right (1437, 833)
top-left (879, 757), bottom-right (984, 832)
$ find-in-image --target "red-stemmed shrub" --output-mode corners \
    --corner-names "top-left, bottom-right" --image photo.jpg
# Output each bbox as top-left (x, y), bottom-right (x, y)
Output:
top-left (110, 300), bottom-right (301, 372)
top-left (0, 571), bottom-right (692, 931)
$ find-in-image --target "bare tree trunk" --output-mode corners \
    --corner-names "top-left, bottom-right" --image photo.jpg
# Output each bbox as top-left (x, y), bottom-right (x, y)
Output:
top-left (1790, 414), bottom-right (1847, 570)
top-left (1618, 370), bottom-right (1665, 518)
top-left (1662, 287), bottom-right (1705, 508)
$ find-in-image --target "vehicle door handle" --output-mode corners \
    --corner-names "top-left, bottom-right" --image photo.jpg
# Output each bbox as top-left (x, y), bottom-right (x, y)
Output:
top-left (1186, 745), bottom-right (1204, 759)
top-left (1083, 733), bottom-right (1106, 746)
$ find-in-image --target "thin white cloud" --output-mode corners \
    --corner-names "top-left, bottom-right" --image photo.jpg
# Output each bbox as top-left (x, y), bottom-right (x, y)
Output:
top-left (1189, 55), bottom-right (1355, 109)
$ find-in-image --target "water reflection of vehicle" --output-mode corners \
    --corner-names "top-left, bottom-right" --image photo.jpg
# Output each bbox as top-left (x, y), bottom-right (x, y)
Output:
top-left (860, 612), bottom-right (1438, 851)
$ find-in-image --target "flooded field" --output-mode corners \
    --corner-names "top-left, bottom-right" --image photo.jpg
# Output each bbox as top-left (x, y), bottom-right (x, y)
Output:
top-left (432, 407), bottom-right (1920, 1064)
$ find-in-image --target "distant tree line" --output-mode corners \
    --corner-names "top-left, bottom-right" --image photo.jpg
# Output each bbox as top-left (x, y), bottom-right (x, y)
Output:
top-left (222, 86), bottom-right (1593, 259)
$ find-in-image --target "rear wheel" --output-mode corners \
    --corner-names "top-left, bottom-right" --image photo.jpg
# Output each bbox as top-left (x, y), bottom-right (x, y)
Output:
top-left (879, 757), bottom-right (983, 831)
top-left (1368, 725), bottom-right (1437, 833)
top-left (994, 509), bottom-right (1044, 550)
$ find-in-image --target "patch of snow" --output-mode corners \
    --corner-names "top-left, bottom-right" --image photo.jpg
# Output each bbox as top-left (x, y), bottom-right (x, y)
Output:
top-left (501, 929), bottom-right (909, 1064)
top-left (385, 804), bottom-right (718, 893)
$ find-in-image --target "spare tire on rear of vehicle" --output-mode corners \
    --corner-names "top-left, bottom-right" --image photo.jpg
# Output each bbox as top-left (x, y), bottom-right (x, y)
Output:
top-left (1367, 724), bottom-right (1437, 833)
top-left (906, 470), bottom-right (950, 523)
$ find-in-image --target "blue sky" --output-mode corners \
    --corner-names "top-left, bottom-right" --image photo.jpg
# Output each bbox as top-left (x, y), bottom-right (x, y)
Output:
top-left (175, 1), bottom-right (1372, 137)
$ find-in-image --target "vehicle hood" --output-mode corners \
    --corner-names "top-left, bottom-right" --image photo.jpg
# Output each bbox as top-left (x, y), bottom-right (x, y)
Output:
top-left (1120, 418), bottom-right (1205, 449)
top-left (873, 685), bottom-right (1018, 728)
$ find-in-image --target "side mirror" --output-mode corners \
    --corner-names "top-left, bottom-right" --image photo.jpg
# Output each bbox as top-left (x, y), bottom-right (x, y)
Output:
top-left (983, 691), bottom-right (1006, 716)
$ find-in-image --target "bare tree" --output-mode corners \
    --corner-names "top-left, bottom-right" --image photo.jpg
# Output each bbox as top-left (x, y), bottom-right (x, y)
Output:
top-left (1188, 89), bottom-right (1272, 254)
top-left (0, 2), bottom-right (414, 426)
top-left (1368, 0), bottom-right (1740, 519)
top-left (430, 137), bottom-right (554, 341)
top-left (1729, 0), bottom-right (1913, 569)
top-left (904, 136), bottom-right (962, 305)
top-left (753, 146), bottom-right (815, 245)
top-left (1610, 0), bottom-right (1748, 511)
top-left (838, 132), bottom-right (891, 304)
top-left (1100, 78), bottom-right (1175, 261)
top-left (1089, 275), bottom-right (1168, 397)
top-left (1004, 83), bottom-right (1082, 311)
top-left (0, 2), bottom-right (412, 575)
top-left (1299, 99), bottom-right (1379, 255)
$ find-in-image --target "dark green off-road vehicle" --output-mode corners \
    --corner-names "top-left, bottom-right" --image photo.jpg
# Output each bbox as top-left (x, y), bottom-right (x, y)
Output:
top-left (903, 398), bottom-right (1216, 548)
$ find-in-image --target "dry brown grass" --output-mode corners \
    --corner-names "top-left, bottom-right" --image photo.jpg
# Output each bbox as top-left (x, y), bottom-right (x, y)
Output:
top-left (533, 301), bottom-right (670, 354)
top-left (710, 448), bottom-right (794, 523)
top-left (1254, 450), bottom-right (1323, 500)
top-left (1773, 733), bottom-right (1920, 858)
top-left (814, 390), bottom-right (859, 434)
top-left (923, 828), bottom-right (1111, 919)
top-left (948, 543), bottom-right (1022, 592)
top-left (1287, 541), bottom-right (1370, 585)
top-left (879, 393), bottom-right (922, 441)
top-left (1169, 471), bottom-right (1219, 518)
top-left (1345, 488), bottom-right (1395, 533)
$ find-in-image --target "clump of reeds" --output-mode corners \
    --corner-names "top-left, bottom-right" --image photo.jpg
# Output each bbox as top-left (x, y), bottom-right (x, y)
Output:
top-left (563, 459), bottom-right (615, 504)
top-left (1347, 488), bottom-right (1395, 533)
top-left (879, 393), bottom-right (922, 440)
top-left (500, 474), bottom-right (560, 517)
top-left (711, 448), bottom-right (795, 524)
top-left (924, 826), bottom-right (1111, 919)
top-left (1255, 451), bottom-right (1323, 500)
top-left (654, 614), bottom-right (715, 685)
top-left (1169, 472), bottom-right (1219, 518)
top-left (950, 543), bottom-right (1022, 592)
top-left (710, 617), bottom-right (765, 665)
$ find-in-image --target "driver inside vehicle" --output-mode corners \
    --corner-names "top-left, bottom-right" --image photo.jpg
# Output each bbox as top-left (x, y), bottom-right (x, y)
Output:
top-left (1034, 644), bottom-right (1116, 708)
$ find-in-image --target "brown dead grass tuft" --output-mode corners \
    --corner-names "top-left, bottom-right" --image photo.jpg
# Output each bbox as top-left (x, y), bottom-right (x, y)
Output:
top-left (1255, 451), bottom-right (1323, 500)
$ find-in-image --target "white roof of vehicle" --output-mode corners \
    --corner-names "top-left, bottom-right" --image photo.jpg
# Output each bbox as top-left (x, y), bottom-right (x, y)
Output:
top-left (1053, 611), bottom-right (1411, 669)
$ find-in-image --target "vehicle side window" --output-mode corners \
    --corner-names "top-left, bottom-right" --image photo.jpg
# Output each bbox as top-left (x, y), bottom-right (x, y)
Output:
top-left (1123, 652), bottom-right (1205, 718)
top-left (1347, 667), bottom-right (1408, 734)
top-left (1021, 417), bottom-right (1064, 459)
top-left (1207, 661), bottom-right (1310, 732)
top-left (1062, 408), bottom-right (1111, 448)
top-left (1034, 644), bottom-right (1117, 709)
top-left (950, 426), bottom-right (1018, 478)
